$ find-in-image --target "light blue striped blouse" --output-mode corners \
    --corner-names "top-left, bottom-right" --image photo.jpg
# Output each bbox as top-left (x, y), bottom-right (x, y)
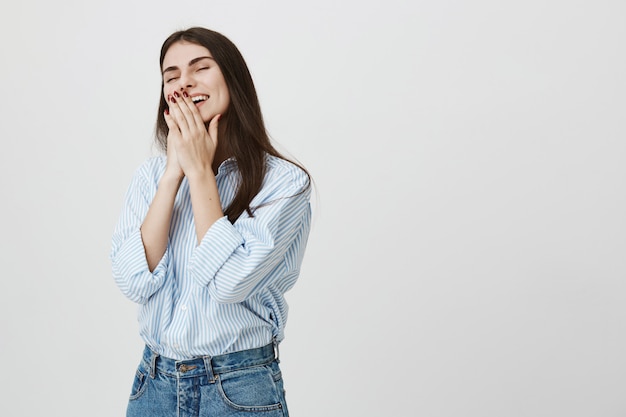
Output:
top-left (111, 154), bottom-right (311, 360)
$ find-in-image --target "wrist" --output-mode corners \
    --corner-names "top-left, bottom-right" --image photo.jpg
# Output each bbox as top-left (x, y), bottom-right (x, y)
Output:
top-left (160, 170), bottom-right (184, 187)
top-left (184, 167), bottom-right (215, 183)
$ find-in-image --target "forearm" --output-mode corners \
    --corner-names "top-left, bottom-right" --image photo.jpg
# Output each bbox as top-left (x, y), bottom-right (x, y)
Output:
top-left (187, 170), bottom-right (225, 245)
top-left (187, 178), bottom-right (312, 303)
top-left (141, 173), bottom-right (182, 271)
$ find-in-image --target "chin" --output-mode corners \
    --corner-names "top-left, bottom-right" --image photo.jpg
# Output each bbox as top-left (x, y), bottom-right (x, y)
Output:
top-left (199, 111), bottom-right (214, 123)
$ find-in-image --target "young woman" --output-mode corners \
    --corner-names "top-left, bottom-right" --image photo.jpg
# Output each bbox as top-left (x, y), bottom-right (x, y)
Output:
top-left (111, 27), bottom-right (311, 417)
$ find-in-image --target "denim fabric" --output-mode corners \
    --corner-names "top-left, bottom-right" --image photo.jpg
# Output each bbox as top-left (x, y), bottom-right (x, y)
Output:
top-left (126, 344), bottom-right (289, 417)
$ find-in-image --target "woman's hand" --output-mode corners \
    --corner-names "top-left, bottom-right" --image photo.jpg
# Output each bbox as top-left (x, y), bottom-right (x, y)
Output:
top-left (163, 91), bottom-right (221, 179)
top-left (164, 117), bottom-right (184, 180)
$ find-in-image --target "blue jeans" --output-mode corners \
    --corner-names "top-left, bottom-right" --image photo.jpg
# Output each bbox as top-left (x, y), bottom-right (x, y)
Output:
top-left (126, 343), bottom-right (289, 417)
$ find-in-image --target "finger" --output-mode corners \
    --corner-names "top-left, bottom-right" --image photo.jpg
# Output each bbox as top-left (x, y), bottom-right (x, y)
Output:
top-left (168, 94), bottom-right (191, 134)
top-left (164, 108), bottom-right (184, 133)
top-left (171, 92), bottom-right (198, 135)
top-left (181, 91), bottom-right (206, 130)
top-left (163, 109), bottom-right (179, 131)
top-left (163, 110), bottom-right (181, 146)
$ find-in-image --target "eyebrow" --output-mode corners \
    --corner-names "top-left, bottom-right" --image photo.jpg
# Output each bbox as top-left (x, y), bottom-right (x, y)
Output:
top-left (162, 56), bottom-right (215, 75)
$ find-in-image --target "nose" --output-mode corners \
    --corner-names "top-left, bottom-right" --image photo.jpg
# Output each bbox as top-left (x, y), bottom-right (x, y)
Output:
top-left (178, 71), bottom-right (195, 91)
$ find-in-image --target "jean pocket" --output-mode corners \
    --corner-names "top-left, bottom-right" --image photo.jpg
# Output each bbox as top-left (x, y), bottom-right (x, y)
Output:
top-left (129, 364), bottom-right (149, 401)
top-left (216, 364), bottom-right (284, 412)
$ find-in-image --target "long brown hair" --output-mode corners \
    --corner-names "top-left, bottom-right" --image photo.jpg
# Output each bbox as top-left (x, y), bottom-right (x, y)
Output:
top-left (155, 27), bottom-right (309, 223)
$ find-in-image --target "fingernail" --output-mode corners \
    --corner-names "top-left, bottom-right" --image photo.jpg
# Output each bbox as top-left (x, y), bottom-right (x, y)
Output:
top-left (171, 96), bottom-right (177, 103)
top-left (174, 91), bottom-right (180, 98)
top-left (183, 91), bottom-right (188, 98)
top-left (164, 109), bottom-right (169, 115)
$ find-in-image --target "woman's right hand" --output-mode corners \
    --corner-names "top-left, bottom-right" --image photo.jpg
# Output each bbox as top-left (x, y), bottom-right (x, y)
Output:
top-left (164, 107), bottom-right (184, 180)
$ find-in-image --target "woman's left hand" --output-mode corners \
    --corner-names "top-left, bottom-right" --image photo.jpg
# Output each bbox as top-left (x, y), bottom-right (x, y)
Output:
top-left (164, 91), bottom-right (221, 179)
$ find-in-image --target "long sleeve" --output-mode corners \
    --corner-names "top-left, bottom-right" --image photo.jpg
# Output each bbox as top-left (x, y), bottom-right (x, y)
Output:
top-left (111, 159), bottom-right (169, 304)
top-left (188, 163), bottom-right (311, 304)
top-left (110, 155), bottom-right (312, 359)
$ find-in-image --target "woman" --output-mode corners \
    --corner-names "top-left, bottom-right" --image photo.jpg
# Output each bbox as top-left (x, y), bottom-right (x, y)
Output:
top-left (111, 27), bottom-right (311, 417)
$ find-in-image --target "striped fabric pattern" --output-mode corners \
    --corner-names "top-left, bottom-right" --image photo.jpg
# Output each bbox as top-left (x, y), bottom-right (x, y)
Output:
top-left (111, 155), bottom-right (311, 360)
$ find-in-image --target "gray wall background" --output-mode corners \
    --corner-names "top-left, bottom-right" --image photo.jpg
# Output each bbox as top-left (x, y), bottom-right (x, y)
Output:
top-left (1, 1), bottom-right (624, 416)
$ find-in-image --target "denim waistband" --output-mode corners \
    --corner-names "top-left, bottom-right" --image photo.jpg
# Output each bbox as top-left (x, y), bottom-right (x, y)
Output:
top-left (142, 343), bottom-right (276, 381)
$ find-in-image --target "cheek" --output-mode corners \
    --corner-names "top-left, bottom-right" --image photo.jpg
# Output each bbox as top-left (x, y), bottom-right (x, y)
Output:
top-left (218, 83), bottom-right (230, 106)
top-left (163, 85), bottom-right (177, 99)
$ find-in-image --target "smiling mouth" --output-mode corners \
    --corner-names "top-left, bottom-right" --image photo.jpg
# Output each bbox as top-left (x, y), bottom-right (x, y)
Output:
top-left (192, 95), bottom-right (209, 105)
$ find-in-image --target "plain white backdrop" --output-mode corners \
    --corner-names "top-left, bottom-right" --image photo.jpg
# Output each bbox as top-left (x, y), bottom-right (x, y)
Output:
top-left (1, 1), bottom-right (625, 416)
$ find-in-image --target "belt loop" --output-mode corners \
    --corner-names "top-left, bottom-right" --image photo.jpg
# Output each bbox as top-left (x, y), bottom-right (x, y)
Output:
top-left (273, 337), bottom-right (280, 363)
top-left (203, 356), bottom-right (216, 383)
top-left (149, 350), bottom-right (159, 379)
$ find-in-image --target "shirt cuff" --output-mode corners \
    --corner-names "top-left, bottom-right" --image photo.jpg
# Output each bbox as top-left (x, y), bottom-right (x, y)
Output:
top-left (112, 228), bottom-right (168, 303)
top-left (188, 216), bottom-right (243, 287)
